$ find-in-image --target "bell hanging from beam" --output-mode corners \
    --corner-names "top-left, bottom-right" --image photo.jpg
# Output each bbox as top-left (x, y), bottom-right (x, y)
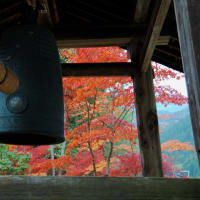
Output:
top-left (0, 25), bottom-right (64, 145)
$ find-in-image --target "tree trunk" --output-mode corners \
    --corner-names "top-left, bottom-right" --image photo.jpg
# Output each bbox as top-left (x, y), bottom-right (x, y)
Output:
top-left (106, 141), bottom-right (113, 176)
top-left (50, 145), bottom-right (56, 176)
top-left (58, 141), bottom-right (66, 176)
top-left (88, 142), bottom-right (97, 176)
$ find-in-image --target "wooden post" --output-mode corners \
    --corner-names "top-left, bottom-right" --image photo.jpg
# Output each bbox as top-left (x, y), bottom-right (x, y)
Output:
top-left (174, 0), bottom-right (200, 164)
top-left (133, 64), bottom-right (163, 177)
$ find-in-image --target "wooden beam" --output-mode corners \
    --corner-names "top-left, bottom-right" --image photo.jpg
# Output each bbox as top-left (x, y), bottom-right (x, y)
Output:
top-left (57, 37), bottom-right (132, 48)
top-left (0, 2), bottom-right (23, 16)
top-left (48, 0), bottom-right (60, 24)
top-left (55, 24), bottom-right (147, 48)
top-left (134, 0), bottom-right (151, 23)
top-left (130, 0), bottom-right (151, 60)
top-left (140, 0), bottom-right (171, 72)
top-left (57, 36), bottom-right (170, 48)
top-left (174, 0), bottom-right (200, 164)
top-left (55, 24), bottom-right (147, 40)
top-left (61, 63), bottom-right (138, 77)
top-left (130, 1), bottom-right (168, 60)
top-left (37, 0), bottom-right (53, 28)
top-left (55, 25), bottom-right (170, 48)
top-left (0, 13), bottom-right (22, 24)
top-left (0, 176), bottom-right (200, 199)
top-left (156, 36), bottom-right (170, 46)
top-left (133, 64), bottom-right (163, 177)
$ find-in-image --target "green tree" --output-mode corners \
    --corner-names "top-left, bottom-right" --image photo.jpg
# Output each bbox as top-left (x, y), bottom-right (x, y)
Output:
top-left (0, 144), bottom-right (31, 175)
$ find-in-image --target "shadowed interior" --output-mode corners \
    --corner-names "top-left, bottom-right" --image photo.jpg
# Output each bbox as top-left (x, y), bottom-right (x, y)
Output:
top-left (0, 132), bottom-right (64, 145)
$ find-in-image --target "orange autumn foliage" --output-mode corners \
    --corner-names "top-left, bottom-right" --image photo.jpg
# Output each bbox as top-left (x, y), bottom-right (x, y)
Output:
top-left (161, 140), bottom-right (194, 152)
top-left (23, 47), bottom-right (190, 176)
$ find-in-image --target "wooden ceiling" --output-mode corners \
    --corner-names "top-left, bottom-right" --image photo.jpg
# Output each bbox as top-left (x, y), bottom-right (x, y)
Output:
top-left (0, 0), bottom-right (183, 72)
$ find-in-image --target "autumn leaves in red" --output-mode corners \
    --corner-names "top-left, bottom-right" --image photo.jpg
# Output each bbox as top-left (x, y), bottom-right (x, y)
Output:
top-left (8, 47), bottom-right (192, 176)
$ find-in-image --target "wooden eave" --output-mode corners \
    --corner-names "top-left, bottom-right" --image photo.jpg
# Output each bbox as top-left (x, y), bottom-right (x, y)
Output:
top-left (0, 0), bottom-right (183, 73)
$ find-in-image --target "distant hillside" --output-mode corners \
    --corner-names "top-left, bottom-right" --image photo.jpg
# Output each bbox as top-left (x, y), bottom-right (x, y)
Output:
top-left (123, 103), bottom-right (200, 177)
top-left (157, 103), bottom-right (200, 177)
top-left (159, 105), bottom-right (193, 144)
top-left (157, 103), bottom-right (188, 113)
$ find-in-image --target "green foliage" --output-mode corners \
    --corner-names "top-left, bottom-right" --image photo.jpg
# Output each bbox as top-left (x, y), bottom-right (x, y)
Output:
top-left (0, 144), bottom-right (31, 175)
top-left (59, 49), bottom-right (69, 63)
top-left (87, 97), bottom-right (96, 105)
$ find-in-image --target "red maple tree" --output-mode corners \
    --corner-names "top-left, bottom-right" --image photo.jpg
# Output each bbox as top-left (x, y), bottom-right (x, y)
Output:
top-left (10, 47), bottom-right (190, 177)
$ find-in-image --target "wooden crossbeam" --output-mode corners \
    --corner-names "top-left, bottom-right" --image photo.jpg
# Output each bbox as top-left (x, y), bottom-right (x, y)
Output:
top-left (57, 36), bottom-right (170, 48)
top-left (55, 24), bottom-right (147, 48)
top-left (55, 25), bottom-right (170, 48)
top-left (0, 176), bottom-right (200, 200)
top-left (61, 62), bottom-right (138, 77)
top-left (140, 0), bottom-right (172, 72)
top-left (156, 36), bottom-right (170, 46)
top-left (57, 37), bottom-right (132, 48)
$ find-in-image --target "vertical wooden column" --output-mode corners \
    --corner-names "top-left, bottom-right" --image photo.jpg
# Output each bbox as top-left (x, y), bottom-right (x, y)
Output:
top-left (174, 0), bottom-right (200, 164)
top-left (133, 65), bottom-right (163, 177)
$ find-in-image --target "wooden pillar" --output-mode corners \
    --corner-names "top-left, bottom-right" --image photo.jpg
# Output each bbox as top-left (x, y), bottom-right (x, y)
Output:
top-left (132, 65), bottom-right (163, 177)
top-left (174, 0), bottom-right (200, 164)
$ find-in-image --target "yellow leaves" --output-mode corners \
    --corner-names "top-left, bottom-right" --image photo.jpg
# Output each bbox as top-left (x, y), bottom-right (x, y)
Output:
top-left (79, 140), bottom-right (105, 152)
top-left (161, 140), bottom-right (194, 152)
top-left (84, 158), bottom-right (114, 175)
top-left (114, 144), bottom-right (136, 153)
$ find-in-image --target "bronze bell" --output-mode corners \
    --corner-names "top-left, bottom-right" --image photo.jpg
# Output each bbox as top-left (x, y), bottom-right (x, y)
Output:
top-left (0, 25), bottom-right (64, 145)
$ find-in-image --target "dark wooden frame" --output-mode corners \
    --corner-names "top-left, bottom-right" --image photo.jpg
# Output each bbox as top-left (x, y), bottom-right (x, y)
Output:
top-left (1, 0), bottom-right (200, 198)
top-left (0, 176), bottom-right (200, 200)
top-left (174, 0), bottom-right (200, 164)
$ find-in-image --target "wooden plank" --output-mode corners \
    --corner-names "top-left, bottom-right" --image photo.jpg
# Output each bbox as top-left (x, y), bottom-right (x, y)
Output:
top-left (133, 64), bottom-right (163, 177)
top-left (156, 36), bottom-right (170, 46)
top-left (140, 0), bottom-right (171, 72)
top-left (0, 176), bottom-right (200, 200)
top-left (61, 63), bottom-right (138, 77)
top-left (174, 0), bottom-right (200, 164)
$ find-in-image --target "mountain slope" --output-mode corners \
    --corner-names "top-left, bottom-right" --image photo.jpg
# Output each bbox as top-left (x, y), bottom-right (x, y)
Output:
top-left (158, 104), bottom-right (200, 177)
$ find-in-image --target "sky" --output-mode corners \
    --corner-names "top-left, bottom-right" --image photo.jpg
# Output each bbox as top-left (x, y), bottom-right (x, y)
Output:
top-left (159, 77), bottom-right (188, 97)
top-left (154, 63), bottom-right (188, 97)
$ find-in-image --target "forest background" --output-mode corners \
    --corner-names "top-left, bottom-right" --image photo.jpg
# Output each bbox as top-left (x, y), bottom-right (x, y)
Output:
top-left (1, 47), bottom-right (199, 177)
